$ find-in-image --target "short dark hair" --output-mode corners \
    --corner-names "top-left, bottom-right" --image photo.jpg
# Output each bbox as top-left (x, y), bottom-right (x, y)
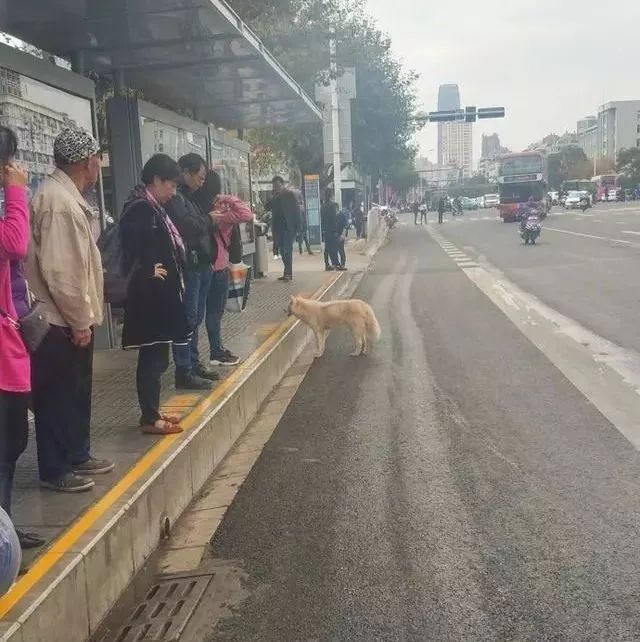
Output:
top-left (0, 126), bottom-right (18, 164)
top-left (178, 153), bottom-right (206, 175)
top-left (272, 176), bottom-right (285, 185)
top-left (141, 154), bottom-right (181, 185)
top-left (193, 169), bottom-right (222, 213)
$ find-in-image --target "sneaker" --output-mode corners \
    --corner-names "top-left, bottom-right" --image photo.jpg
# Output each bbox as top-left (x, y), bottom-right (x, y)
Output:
top-left (72, 457), bottom-right (115, 475)
top-left (336, 266), bottom-right (347, 271)
top-left (41, 473), bottom-right (95, 493)
top-left (278, 275), bottom-right (292, 282)
top-left (325, 265), bottom-right (335, 271)
top-left (175, 373), bottom-right (213, 391)
top-left (210, 351), bottom-right (240, 366)
top-left (194, 363), bottom-right (220, 381)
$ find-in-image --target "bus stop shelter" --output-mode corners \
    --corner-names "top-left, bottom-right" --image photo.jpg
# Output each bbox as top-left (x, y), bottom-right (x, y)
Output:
top-left (2, 0), bottom-right (320, 127)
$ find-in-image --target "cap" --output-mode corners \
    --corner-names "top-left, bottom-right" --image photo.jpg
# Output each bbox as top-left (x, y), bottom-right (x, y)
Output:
top-left (53, 127), bottom-right (100, 165)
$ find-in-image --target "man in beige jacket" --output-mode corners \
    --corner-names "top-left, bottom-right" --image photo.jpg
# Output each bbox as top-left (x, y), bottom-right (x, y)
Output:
top-left (27, 128), bottom-right (113, 493)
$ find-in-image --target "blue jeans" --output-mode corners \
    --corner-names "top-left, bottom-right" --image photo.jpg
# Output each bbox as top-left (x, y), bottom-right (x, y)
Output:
top-left (206, 269), bottom-right (229, 357)
top-left (278, 228), bottom-right (294, 276)
top-left (0, 507), bottom-right (20, 597)
top-left (172, 265), bottom-right (213, 374)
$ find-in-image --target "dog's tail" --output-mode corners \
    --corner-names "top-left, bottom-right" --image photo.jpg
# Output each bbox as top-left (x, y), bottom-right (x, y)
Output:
top-left (365, 306), bottom-right (382, 343)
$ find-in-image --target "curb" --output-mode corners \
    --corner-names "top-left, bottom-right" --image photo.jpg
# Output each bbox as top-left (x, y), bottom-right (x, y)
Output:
top-left (0, 270), bottom-right (359, 642)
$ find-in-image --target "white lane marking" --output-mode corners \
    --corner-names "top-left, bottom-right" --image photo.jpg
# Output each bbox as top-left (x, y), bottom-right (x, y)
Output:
top-left (427, 227), bottom-right (640, 451)
top-left (622, 230), bottom-right (640, 236)
top-left (544, 227), bottom-right (640, 247)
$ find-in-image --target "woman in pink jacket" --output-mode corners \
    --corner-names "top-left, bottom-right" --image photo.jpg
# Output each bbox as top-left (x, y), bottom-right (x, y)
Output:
top-left (0, 126), bottom-right (43, 550)
top-left (194, 171), bottom-right (253, 366)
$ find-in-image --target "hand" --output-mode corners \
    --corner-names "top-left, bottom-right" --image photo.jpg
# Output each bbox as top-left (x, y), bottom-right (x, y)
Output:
top-left (3, 162), bottom-right (28, 188)
top-left (209, 210), bottom-right (225, 224)
top-left (71, 328), bottom-right (92, 348)
top-left (153, 263), bottom-right (168, 280)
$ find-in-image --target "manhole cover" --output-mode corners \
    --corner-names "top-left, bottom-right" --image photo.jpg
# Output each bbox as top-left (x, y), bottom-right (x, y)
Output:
top-left (109, 574), bottom-right (213, 642)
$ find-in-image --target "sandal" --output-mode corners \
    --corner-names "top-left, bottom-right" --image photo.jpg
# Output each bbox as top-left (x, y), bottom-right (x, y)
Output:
top-left (141, 419), bottom-right (183, 435)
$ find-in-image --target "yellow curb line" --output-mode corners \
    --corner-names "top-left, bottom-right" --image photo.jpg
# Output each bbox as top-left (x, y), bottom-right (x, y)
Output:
top-left (0, 272), bottom-right (342, 620)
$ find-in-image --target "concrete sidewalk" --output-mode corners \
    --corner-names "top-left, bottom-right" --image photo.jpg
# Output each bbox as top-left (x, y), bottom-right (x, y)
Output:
top-left (0, 233), bottom-right (380, 642)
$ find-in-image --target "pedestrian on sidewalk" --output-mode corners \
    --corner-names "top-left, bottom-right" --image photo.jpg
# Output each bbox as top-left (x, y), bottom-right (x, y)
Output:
top-left (270, 176), bottom-right (300, 281)
top-left (320, 190), bottom-right (345, 271)
top-left (194, 170), bottom-right (253, 367)
top-left (296, 193), bottom-right (314, 256)
top-left (120, 154), bottom-right (190, 435)
top-left (412, 201), bottom-right (420, 225)
top-left (164, 153), bottom-right (218, 390)
top-left (437, 196), bottom-right (446, 224)
top-left (353, 202), bottom-right (364, 239)
top-left (336, 204), bottom-right (348, 269)
top-left (27, 127), bottom-right (113, 493)
top-left (0, 127), bottom-right (43, 548)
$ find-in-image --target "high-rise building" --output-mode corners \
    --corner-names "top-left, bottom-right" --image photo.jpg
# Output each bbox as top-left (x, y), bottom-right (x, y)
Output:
top-left (597, 101), bottom-right (640, 161)
top-left (481, 133), bottom-right (501, 159)
top-left (437, 83), bottom-right (473, 178)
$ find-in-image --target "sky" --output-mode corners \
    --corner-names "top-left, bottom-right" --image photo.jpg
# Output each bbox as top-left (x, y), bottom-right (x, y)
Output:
top-left (364, 0), bottom-right (640, 166)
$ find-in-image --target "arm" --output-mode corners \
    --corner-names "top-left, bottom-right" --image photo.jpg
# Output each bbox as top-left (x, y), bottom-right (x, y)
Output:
top-left (165, 193), bottom-right (208, 245)
top-left (212, 195), bottom-right (253, 226)
top-left (0, 185), bottom-right (29, 260)
top-left (36, 207), bottom-right (95, 331)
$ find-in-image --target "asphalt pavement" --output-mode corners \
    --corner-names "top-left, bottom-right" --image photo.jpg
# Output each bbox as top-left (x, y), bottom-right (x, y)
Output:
top-left (196, 212), bottom-right (640, 641)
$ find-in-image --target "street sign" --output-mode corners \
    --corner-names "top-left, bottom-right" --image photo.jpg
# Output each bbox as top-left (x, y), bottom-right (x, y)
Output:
top-left (415, 105), bottom-right (505, 123)
top-left (477, 107), bottom-right (506, 120)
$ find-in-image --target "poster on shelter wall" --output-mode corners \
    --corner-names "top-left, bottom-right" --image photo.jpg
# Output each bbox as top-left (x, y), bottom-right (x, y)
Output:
top-left (0, 67), bottom-right (99, 233)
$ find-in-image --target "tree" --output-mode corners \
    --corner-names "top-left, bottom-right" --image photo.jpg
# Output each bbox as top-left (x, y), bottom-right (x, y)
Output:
top-left (229, 0), bottom-right (419, 184)
top-left (616, 147), bottom-right (640, 188)
top-left (547, 145), bottom-right (592, 190)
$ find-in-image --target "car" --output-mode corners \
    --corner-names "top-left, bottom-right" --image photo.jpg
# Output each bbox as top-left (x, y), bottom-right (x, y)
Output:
top-left (484, 193), bottom-right (500, 208)
top-left (564, 191), bottom-right (584, 209)
top-left (461, 197), bottom-right (479, 210)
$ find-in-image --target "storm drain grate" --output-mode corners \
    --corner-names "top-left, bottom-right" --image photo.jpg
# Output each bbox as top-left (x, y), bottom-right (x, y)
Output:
top-left (109, 574), bottom-right (213, 642)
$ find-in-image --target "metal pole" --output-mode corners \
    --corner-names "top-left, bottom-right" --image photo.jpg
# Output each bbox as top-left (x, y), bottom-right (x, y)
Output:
top-left (329, 37), bottom-right (342, 209)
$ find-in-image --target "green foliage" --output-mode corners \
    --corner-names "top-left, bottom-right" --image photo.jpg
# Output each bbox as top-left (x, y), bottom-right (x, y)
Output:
top-left (616, 147), bottom-right (640, 189)
top-left (230, 0), bottom-right (419, 184)
top-left (547, 145), bottom-right (591, 190)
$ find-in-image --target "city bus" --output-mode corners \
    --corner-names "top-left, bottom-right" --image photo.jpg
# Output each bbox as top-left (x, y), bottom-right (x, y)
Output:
top-left (592, 174), bottom-right (620, 202)
top-left (497, 152), bottom-right (548, 222)
top-left (561, 179), bottom-right (593, 194)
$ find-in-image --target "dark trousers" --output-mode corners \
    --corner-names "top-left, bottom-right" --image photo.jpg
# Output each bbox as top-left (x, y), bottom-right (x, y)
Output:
top-left (137, 343), bottom-right (170, 425)
top-left (337, 237), bottom-right (346, 267)
top-left (32, 326), bottom-right (93, 482)
top-left (172, 265), bottom-right (213, 375)
top-left (277, 228), bottom-right (294, 276)
top-left (297, 229), bottom-right (312, 254)
top-left (0, 392), bottom-right (29, 514)
top-left (421, 211), bottom-right (427, 224)
top-left (438, 210), bottom-right (444, 224)
top-left (206, 268), bottom-right (229, 357)
top-left (324, 236), bottom-right (340, 267)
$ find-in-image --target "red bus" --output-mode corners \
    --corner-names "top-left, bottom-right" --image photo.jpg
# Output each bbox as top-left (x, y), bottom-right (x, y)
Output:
top-left (592, 175), bottom-right (619, 202)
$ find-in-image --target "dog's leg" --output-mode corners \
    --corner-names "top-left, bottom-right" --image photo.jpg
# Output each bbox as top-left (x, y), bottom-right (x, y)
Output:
top-left (314, 328), bottom-right (327, 357)
top-left (361, 334), bottom-right (368, 355)
top-left (350, 325), bottom-right (364, 357)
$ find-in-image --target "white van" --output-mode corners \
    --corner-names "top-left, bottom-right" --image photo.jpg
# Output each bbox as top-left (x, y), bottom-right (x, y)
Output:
top-left (484, 194), bottom-right (500, 208)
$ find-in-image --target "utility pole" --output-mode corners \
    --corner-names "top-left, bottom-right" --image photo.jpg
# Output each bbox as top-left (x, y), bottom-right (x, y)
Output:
top-left (329, 36), bottom-right (342, 209)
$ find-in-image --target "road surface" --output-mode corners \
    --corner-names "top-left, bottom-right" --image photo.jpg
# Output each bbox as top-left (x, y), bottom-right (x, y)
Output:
top-left (197, 204), bottom-right (640, 641)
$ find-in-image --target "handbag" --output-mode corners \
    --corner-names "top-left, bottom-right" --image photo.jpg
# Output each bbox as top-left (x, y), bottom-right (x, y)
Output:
top-left (0, 301), bottom-right (49, 353)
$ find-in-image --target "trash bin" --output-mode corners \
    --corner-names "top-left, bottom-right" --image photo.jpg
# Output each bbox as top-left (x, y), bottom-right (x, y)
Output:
top-left (255, 234), bottom-right (269, 278)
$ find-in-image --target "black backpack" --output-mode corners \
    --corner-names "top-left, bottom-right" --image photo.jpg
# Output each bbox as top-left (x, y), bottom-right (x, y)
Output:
top-left (97, 220), bottom-right (131, 308)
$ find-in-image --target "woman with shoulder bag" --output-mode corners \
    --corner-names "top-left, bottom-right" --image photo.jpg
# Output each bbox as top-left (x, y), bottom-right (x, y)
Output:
top-left (194, 171), bottom-right (253, 367)
top-left (0, 126), bottom-right (44, 551)
top-left (120, 154), bottom-right (191, 435)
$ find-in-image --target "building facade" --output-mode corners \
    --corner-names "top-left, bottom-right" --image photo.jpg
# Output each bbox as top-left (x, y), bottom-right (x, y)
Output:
top-left (597, 100), bottom-right (640, 162)
top-left (436, 83), bottom-right (473, 178)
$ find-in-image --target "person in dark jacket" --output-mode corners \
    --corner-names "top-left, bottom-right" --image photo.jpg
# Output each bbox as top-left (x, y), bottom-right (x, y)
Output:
top-left (352, 202), bottom-right (364, 239)
top-left (120, 154), bottom-right (190, 435)
top-left (320, 191), bottom-right (345, 271)
top-left (335, 206), bottom-right (348, 269)
top-left (270, 176), bottom-right (300, 281)
top-left (164, 153), bottom-right (218, 390)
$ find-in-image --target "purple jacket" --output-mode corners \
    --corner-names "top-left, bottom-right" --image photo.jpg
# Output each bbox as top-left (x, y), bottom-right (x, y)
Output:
top-left (10, 261), bottom-right (29, 319)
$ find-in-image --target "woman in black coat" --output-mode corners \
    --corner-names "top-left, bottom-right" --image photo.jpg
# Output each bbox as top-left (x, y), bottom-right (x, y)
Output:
top-left (120, 154), bottom-right (190, 434)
